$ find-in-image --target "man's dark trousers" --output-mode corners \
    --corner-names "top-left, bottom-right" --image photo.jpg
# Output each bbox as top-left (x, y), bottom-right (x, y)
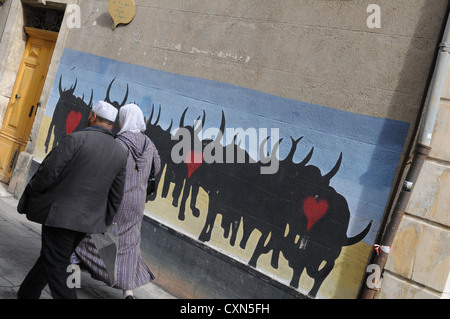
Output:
top-left (18, 225), bottom-right (86, 299)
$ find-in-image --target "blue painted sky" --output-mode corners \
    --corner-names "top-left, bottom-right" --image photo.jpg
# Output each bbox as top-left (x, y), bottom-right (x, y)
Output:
top-left (45, 49), bottom-right (410, 243)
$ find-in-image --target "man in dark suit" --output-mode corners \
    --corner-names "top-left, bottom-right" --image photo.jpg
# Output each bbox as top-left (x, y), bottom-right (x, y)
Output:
top-left (17, 101), bottom-right (128, 299)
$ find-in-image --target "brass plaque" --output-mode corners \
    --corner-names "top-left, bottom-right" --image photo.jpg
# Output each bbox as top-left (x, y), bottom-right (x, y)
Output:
top-left (109, 0), bottom-right (136, 30)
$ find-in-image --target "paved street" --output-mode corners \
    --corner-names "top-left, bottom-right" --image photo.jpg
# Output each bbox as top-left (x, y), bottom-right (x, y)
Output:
top-left (0, 182), bottom-right (175, 299)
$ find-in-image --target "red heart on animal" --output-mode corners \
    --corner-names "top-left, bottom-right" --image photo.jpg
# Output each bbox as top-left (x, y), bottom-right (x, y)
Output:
top-left (186, 150), bottom-right (203, 178)
top-left (66, 111), bottom-right (82, 135)
top-left (303, 196), bottom-right (328, 231)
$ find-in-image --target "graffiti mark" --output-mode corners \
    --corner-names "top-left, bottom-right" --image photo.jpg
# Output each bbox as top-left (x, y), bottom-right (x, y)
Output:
top-left (186, 150), bottom-right (203, 178)
top-left (66, 111), bottom-right (82, 135)
top-left (303, 196), bottom-right (328, 231)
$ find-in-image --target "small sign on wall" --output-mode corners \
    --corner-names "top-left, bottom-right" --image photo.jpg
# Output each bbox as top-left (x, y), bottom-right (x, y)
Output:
top-left (109, 0), bottom-right (136, 30)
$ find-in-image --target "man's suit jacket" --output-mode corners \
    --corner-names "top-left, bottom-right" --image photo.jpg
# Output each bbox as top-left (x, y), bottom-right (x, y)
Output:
top-left (18, 125), bottom-right (128, 234)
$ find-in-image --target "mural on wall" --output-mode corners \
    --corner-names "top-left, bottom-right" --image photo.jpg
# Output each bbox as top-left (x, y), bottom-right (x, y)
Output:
top-left (36, 49), bottom-right (409, 298)
top-left (143, 107), bottom-right (373, 297)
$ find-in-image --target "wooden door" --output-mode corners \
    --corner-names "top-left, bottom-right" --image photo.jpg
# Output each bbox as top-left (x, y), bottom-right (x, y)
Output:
top-left (0, 27), bottom-right (57, 183)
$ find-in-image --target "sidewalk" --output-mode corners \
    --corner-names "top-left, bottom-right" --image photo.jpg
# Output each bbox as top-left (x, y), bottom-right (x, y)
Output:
top-left (0, 182), bottom-right (175, 299)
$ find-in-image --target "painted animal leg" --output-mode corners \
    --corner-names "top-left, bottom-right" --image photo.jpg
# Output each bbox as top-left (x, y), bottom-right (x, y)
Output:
top-left (190, 186), bottom-right (200, 217)
top-left (171, 179), bottom-right (184, 207)
top-left (307, 261), bottom-right (334, 298)
top-left (178, 181), bottom-right (190, 221)
top-left (198, 208), bottom-right (216, 242)
top-left (248, 233), bottom-right (270, 267)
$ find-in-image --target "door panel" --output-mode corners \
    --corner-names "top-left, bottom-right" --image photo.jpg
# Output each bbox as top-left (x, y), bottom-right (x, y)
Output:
top-left (0, 28), bottom-right (57, 183)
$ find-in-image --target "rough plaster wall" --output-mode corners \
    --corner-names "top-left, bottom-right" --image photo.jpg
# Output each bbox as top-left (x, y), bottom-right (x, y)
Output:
top-left (65, 0), bottom-right (446, 125)
top-left (0, 0), bottom-right (25, 131)
top-left (0, 0), bottom-right (12, 47)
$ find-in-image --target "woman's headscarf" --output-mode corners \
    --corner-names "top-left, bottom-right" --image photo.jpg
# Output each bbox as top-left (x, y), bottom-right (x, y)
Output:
top-left (117, 103), bottom-right (146, 135)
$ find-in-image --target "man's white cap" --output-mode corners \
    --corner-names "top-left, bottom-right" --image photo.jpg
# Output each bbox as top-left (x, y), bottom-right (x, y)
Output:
top-left (92, 101), bottom-right (118, 122)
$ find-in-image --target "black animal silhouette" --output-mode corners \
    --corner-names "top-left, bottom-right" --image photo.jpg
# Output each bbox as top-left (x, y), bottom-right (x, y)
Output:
top-left (45, 77), bottom-right (129, 153)
top-left (104, 77), bottom-right (129, 136)
top-left (144, 105), bottom-right (173, 202)
top-left (176, 108), bottom-right (225, 220)
top-left (144, 108), bottom-right (372, 298)
top-left (44, 76), bottom-right (92, 152)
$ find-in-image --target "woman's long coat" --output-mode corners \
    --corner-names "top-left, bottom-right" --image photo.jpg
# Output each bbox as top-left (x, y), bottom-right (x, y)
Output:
top-left (75, 131), bottom-right (161, 289)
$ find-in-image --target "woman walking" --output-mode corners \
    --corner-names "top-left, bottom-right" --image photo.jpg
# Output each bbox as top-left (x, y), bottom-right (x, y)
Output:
top-left (74, 103), bottom-right (161, 299)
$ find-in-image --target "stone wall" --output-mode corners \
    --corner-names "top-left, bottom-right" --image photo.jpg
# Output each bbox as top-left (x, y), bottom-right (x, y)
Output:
top-left (379, 63), bottom-right (450, 299)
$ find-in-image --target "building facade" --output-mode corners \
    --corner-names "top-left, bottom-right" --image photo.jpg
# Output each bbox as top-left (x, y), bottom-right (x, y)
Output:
top-left (0, 0), bottom-right (448, 299)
